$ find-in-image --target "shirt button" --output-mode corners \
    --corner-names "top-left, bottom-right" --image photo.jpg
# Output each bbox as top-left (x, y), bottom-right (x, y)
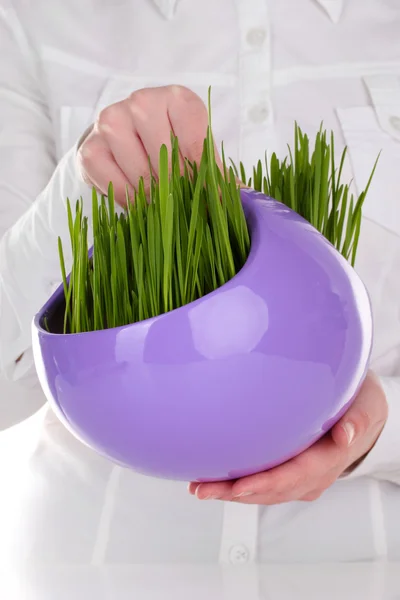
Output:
top-left (248, 104), bottom-right (270, 124)
top-left (246, 28), bottom-right (267, 48)
top-left (229, 544), bottom-right (250, 565)
top-left (389, 115), bottom-right (400, 132)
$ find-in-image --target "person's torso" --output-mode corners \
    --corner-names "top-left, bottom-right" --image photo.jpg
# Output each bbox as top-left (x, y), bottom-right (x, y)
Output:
top-left (1, 0), bottom-right (400, 568)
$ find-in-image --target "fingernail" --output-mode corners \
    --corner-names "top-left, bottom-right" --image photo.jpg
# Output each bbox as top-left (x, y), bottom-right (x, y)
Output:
top-left (343, 421), bottom-right (356, 446)
top-left (187, 483), bottom-right (199, 495)
top-left (233, 491), bottom-right (254, 499)
top-left (200, 494), bottom-right (221, 500)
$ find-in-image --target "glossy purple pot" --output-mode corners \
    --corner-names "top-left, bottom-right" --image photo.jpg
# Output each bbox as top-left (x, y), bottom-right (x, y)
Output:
top-left (32, 189), bottom-right (373, 482)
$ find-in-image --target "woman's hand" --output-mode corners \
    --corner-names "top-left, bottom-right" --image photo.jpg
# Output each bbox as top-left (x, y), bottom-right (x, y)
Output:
top-left (77, 85), bottom-right (211, 205)
top-left (189, 371), bottom-right (388, 503)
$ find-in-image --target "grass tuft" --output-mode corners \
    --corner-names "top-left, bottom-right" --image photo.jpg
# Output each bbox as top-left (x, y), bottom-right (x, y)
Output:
top-left (236, 123), bottom-right (379, 266)
top-left (58, 100), bottom-right (378, 335)
top-left (59, 89), bottom-right (250, 334)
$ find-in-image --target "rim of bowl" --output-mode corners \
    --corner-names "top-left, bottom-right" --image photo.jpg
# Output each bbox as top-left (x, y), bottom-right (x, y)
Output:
top-left (33, 189), bottom-right (273, 338)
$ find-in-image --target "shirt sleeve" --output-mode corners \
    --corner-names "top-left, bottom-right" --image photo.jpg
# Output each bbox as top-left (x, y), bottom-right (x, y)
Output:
top-left (342, 376), bottom-right (400, 485)
top-left (0, 6), bottom-right (90, 390)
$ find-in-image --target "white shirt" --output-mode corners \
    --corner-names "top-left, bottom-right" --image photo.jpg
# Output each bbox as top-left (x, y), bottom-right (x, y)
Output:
top-left (0, 0), bottom-right (400, 570)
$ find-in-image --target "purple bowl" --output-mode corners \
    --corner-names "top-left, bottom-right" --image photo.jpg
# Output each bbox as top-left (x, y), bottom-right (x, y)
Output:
top-left (32, 189), bottom-right (373, 482)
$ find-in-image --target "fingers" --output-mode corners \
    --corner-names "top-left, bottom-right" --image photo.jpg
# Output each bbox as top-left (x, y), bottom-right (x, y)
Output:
top-left (167, 85), bottom-right (223, 169)
top-left (188, 371), bottom-right (389, 507)
top-left (188, 480), bottom-right (234, 501)
top-left (187, 438), bottom-right (338, 503)
top-left (78, 85), bottom-right (213, 206)
top-left (96, 101), bottom-right (151, 194)
top-left (231, 436), bottom-right (342, 503)
top-left (187, 482), bottom-right (199, 495)
top-left (188, 435), bottom-right (345, 505)
top-left (331, 370), bottom-right (388, 451)
top-left (77, 134), bottom-right (135, 204)
top-left (128, 89), bottom-right (185, 174)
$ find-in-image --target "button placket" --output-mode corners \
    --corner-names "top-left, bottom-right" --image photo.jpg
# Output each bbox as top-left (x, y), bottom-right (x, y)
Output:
top-left (229, 544), bottom-right (250, 565)
top-left (248, 104), bottom-right (270, 124)
top-left (235, 0), bottom-right (272, 170)
top-left (246, 28), bottom-right (267, 48)
top-left (219, 501), bottom-right (259, 565)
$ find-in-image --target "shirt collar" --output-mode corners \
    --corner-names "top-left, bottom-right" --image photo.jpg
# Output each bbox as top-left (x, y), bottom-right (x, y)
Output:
top-left (314, 0), bottom-right (344, 24)
top-left (150, 0), bottom-right (344, 24)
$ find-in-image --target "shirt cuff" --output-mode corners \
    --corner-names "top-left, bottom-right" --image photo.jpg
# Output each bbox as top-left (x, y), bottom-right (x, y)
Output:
top-left (341, 375), bottom-right (400, 484)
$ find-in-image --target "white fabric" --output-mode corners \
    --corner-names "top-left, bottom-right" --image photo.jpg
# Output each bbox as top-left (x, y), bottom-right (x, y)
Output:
top-left (0, 0), bottom-right (400, 569)
top-left (0, 563), bottom-right (399, 600)
top-left (316, 0), bottom-right (344, 23)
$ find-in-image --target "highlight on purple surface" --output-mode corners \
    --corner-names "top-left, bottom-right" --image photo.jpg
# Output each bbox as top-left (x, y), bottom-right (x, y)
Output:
top-left (32, 189), bottom-right (373, 482)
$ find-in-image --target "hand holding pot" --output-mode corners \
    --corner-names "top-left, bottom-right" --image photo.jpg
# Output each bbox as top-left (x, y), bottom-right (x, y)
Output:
top-left (189, 371), bottom-right (388, 504)
top-left (77, 85), bottom-right (215, 205)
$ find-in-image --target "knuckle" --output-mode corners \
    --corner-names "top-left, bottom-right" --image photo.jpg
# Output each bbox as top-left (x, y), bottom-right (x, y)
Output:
top-left (322, 472), bottom-right (340, 489)
top-left (273, 465), bottom-right (304, 495)
top-left (353, 409), bottom-right (372, 434)
top-left (128, 89), bottom-right (152, 120)
top-left (301, 489), bottom-right (324, 502)
top-left (168, 84), bottom-right (194, 99)
top-left (97, 104), bottom-right (122, 130)
top-left (129, 87), bottom-right (149, 105)
top-left (295, 452), bottom-right (320, 476)
top-left (171, 85), bottom-right (207, 110)
top-left (79, 154), bottom-right (90, 172)
top-left (78, 138), bottom-right (97, 168)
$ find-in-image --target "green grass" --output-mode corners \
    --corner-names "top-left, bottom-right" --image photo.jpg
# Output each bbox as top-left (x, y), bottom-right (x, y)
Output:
top-left (58, 91), bottom-right (250, 334)
top-left (233, 124), bottom-right (379, 267)
top-left (57, 93), bottom-right (379, 335)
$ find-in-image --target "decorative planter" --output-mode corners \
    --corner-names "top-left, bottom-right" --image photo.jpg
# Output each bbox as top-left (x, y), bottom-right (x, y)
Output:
top-left (32, 189), bottom-right (373, 482)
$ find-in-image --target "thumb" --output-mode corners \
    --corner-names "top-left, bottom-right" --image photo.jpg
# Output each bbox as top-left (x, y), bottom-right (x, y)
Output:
top-left (331, 371), bottom-right (388, 450)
